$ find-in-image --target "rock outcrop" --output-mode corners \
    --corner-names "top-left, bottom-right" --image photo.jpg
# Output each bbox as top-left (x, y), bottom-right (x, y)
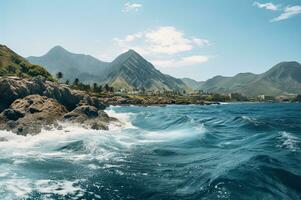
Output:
top-left (0, 76), bottom-right (105, 112)
top-left (0, 95), bottom-right (67, 135)
top-left (0, 76), bottom-right (113, 135)
top-left (63, 105), bottom-right (114, 130)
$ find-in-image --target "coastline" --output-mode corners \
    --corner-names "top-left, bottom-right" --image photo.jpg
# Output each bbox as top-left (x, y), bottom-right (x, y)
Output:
top-left (0, 76), bottom-right (299, 136)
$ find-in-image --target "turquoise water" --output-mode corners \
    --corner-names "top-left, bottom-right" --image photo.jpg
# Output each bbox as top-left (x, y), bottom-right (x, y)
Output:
top-left (0, 103), bottom-right (301, 199)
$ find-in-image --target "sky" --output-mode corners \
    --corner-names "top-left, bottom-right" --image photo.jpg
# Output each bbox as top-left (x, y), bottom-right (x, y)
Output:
top-left (1, 0), bottom-right (301, 81)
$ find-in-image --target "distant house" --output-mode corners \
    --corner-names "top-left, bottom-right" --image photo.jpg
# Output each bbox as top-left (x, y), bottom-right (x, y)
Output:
top-left (257, 95), bottom-right (275, 102)
top-left (257, 95), bottom-right (265, 101)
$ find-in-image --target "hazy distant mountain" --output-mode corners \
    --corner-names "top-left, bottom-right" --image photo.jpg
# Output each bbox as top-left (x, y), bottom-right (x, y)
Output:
top-left (28, 46), bottom-right (188, 91)
top-left (200, 61), bottom-right (301, 96)
top-left (0, 44), bottom-right (52, 80)
top-left (181, 78), bottom-right (204, 90)
top-left (28, 46), bottom-right (110, 83)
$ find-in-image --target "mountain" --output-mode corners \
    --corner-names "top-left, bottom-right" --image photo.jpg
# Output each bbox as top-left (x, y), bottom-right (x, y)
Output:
top-left (29, 47), bottom-right (188, 91)
top-left (200, 61), bottom-right (301, 96)
top-left (105, 50), bottom-right (188, 91)
top-left (0, 44), bottom-right (52, 80)
top-left (181, 78), bottom-right (204, 90)
top-left (28, 46), bottom-right (110, 83)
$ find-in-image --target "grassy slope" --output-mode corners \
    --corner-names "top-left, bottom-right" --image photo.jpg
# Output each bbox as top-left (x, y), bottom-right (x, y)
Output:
top-left (0, 44), bottom-right (53, 80)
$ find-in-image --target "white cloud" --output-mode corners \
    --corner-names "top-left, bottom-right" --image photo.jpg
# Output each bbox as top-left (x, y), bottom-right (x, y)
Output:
top-left (152, 55), bottom-right (209, 68)
top-left (113, 26), bottom-right (209, 55)
top-left (192, 38), bottom-right (210, 46)
top-left (253, 2), bottom-right (301, 22)
top-left (271, 5), bottom-right (301, 22)
top-left (253, 1), bottom-right (279, 11)
top-left (123, 2), bottom-right (142, 12)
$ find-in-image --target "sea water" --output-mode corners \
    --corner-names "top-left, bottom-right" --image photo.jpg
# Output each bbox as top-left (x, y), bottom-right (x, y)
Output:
top-left (0, 103), bottom-right (300, 199)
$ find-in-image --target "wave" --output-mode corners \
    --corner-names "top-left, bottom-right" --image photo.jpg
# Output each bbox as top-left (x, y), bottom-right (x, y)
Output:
top-left (277, 131), bottom-right (300, 152)
top-left (0, 179), bottom-right (84, 199)
top-left (105, 106), bottom-right (136, 130)
top-left (0, 104), bottom-right (301, 199)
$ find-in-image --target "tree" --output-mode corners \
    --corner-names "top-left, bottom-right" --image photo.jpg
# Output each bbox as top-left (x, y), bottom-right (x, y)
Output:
top-left (7, 65), bottom-right (17, 74)
top-left (65, 80), bottom-right (70, 85)
top-left (56, 72), bottom-right (63, 82)
top-left (104, 84), bottom-right (110, 92)
top-left (73, 78), bottom-right (80, 86)
top-left (20, 62), bottom-right (29, 73)
top-left (93, 83), bottom-right (98, 92)
top-left (98, 85), bottom-right (103, 93)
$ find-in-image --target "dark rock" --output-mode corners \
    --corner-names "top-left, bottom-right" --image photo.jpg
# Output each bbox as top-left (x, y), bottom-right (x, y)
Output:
top-left (3, 109), bottom-right (24, 120)
top-left (63, 105), bottom-right (115, 130)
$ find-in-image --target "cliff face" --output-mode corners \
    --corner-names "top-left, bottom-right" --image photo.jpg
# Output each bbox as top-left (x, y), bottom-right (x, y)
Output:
top-left (0, 76), bottom-right (114, 136)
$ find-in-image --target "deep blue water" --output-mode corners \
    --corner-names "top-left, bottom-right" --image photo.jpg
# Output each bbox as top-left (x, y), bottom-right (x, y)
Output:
top-left (0, 103), bottom-right (301, 199)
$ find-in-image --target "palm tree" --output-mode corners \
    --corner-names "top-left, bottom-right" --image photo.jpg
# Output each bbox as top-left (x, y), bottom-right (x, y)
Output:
top-left (56, 72), bottom-right (63, 82)
top-left (93, 83), bottom-right (98, 92)
top-left (73, 78), bottom-right (80, 86)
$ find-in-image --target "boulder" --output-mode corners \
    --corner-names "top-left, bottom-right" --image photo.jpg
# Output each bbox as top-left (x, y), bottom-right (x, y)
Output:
top-left (0, 95), bottom-right (67, 135)
top-left (64, 105), bottom-right (116, 130)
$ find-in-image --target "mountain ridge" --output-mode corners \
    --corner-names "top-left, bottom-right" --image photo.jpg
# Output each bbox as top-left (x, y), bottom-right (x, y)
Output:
top-left (28, 46), bottom-right (188, 92)
top-left (199, 61), bottom-right (301, 96)
top-left (28, 46), bottom-right (110, 83)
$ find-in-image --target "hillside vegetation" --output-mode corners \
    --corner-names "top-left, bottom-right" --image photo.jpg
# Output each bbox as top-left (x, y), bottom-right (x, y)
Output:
top-left (0, 45), bottom-right (53, 80)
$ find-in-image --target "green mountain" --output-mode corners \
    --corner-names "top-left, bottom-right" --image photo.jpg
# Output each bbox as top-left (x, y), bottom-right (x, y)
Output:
top-left (29, 47), bottom-right (188, 91)
top-left (181, 78), bottom-right (204, 90)
top-left (0, 44), bottom-right (52, 80)
top-left (28, 46), bottom-right (110, 83)
top-left (200, 62), bottom-right (301, 96)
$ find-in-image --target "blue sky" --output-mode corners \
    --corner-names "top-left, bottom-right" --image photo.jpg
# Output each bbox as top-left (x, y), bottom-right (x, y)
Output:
top-left (1, 0), bottom-right (301, 81)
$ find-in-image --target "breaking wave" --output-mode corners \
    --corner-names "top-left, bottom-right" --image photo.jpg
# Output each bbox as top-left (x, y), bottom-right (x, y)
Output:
top-left (0, 103), bottom-right (301, 199)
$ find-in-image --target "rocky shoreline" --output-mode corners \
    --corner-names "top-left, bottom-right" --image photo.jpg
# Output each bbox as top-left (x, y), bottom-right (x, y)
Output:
top-left (99, 95), bottom-right (220, 106)
top-left (0, 76), bottom-right (219, 136)
top-left (0, 76), bottom-right (116, 135)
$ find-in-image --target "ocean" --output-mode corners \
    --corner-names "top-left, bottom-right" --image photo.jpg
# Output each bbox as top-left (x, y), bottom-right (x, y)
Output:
top-left (0, 103), bottom-right (301, 199)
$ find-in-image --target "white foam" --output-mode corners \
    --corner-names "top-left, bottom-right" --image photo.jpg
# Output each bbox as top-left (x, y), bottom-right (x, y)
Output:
top-left (34, 179), bottom-right (84, 196)
top-left (105, 106), bottom-right (136, 130)
top-left (0, 105), bottom-right (210, 198)
top-left (278, 131), bottom-right (300, 152)
top-left (143, 124), bottom-right (206, 142)
top-left (0, 179), bottom-right (32, 199)
top-left (0, 178), bottom-right (84, 199)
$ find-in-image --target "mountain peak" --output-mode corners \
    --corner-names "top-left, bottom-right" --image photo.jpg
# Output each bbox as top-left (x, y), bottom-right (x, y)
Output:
top-left (46, 45), bottom-right (69, 56)
top-left (111, 49), bottom-right (145, 66)
top-left (125, 49), bottom-right (141, 57)
top-left (266, 61), bottom-right (301, 74)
